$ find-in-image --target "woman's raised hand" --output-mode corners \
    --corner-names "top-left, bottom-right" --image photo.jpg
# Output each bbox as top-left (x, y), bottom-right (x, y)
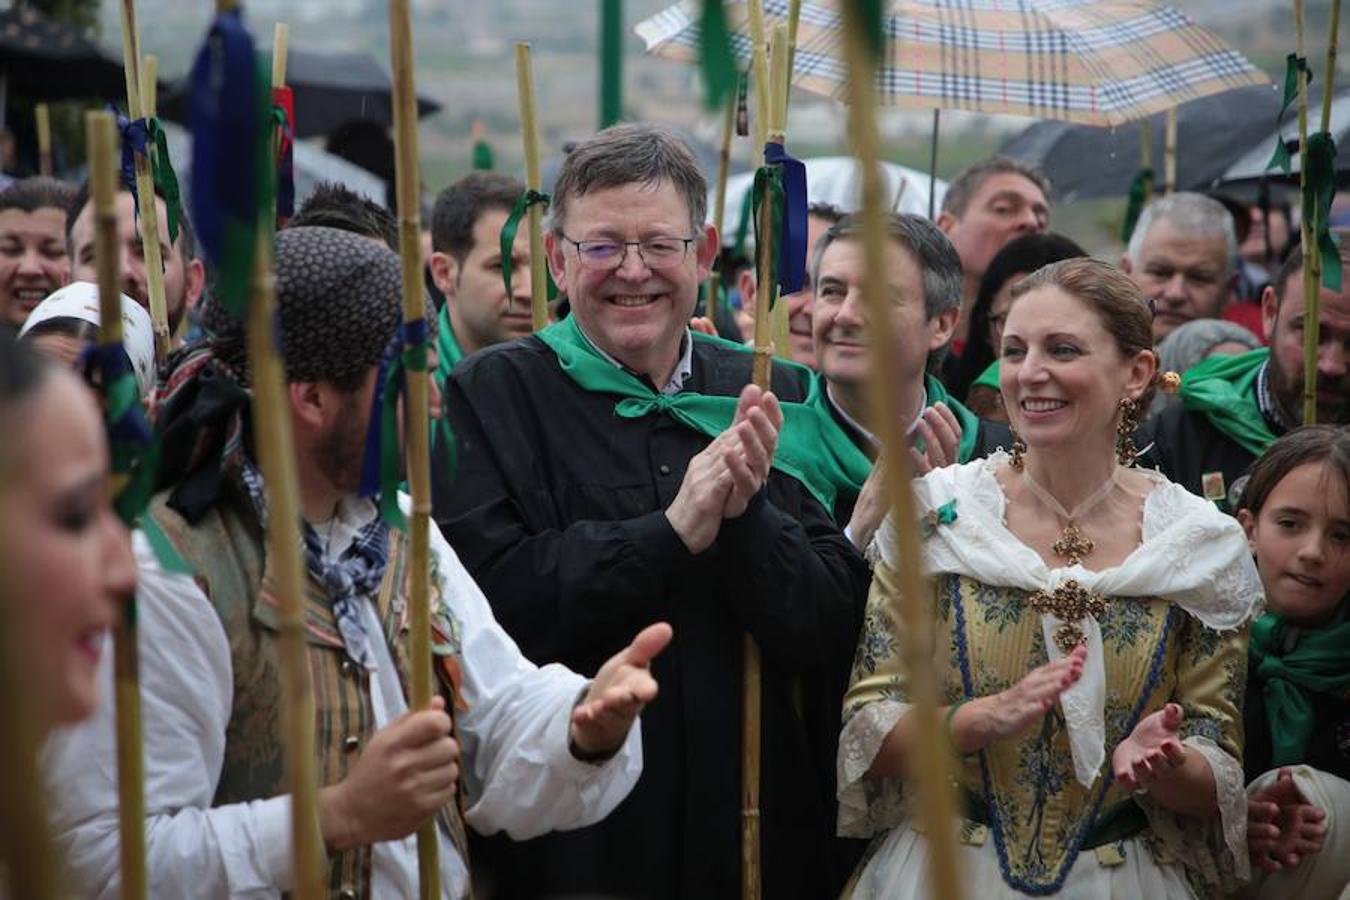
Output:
top-left (1111, 702), bottom-right (1188, 792)
top-left (955, 642), bottom-right (1086, 753)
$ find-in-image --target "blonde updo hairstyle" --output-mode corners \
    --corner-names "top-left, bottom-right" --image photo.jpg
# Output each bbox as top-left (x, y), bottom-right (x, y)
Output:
top-left (1009, 257), bottom-right (1160, 415)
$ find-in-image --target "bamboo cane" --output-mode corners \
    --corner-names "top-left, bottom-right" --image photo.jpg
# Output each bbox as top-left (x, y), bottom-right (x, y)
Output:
top-left (1139, 119), bottom-right (1154, 207)
top-left (839, 6), bottom-right (965, 900)
top-left (0, 554), bottom-right (58, 900)
top-left (747, 0), bottom-right (770, 168)
top-left (768, 24), bottom-right (791, 360)
top-left (35, 103), bottom-right (51, 176)
top-left (786, 0), bottom-right (803, 82)
top-left (1162, 108), bottom-right (1177, 195)
top-left (705, 89), bottom-right (737, 319)
top-left (1299, 0), bottom-right (1342, 424)
top-left (388, 2), bottom-right (440, 897)
top-left (87, 107), bottom-right (150, 900)
top-left (515, 43), bottom-right (550, 332)
top-left (237, 23), bottom-right (326, 900)
top-left (118, 0), bottom-right (171, 362)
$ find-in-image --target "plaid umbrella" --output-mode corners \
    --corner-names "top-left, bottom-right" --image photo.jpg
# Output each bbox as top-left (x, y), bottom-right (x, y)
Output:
top-left (637, 0), bottom-right (1268, 127)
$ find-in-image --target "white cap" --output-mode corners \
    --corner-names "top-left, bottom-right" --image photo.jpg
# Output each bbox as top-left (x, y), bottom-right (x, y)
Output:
top-left (19, 282), bottom-right (156, 400)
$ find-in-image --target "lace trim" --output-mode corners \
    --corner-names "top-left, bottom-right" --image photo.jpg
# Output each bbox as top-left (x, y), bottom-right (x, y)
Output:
top-left (1136, 736), bottom-right (1250, 892)
top-left (837, 699), bottom-right (911, 838)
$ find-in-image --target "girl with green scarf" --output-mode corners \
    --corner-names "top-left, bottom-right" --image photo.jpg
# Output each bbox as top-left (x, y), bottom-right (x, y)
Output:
top-left (1236, 426), bottom-right (1350, 899)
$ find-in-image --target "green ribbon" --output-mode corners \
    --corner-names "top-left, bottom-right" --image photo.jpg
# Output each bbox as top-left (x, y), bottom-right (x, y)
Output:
top-left (536, 314), bottom-right (858, 512)
top-left (145, 117), bottom-right (182, 246)
top-left (137, 513), bottom-right (194, 576)
top-left (375, 339), bottom-right (430, 530)
top-left (749, 162), bottom-right (785, 309)
top-left (472, 139), bottom-right (495, 171)
top-left (803, 371), bottom-right (982, 502)
top-left (1304, 131), bottom-right (1342, 292)
top-left (919, 499), bottom-right (958, 538)
top-left (699, 0), bottom-right (738, 111)
top-left (1250, 610), bottom-right (1350, 766)
top-left (500, 188), bottom-right (557, 303)
top-left (1179, 347), bottom-right (1277, 457)
top-left (1120, 167), bottom-right (1154, 244)
top-left (431, 303), bottom-right (465, 481)
top-left (1267, 54), bottom-right (1311, 174)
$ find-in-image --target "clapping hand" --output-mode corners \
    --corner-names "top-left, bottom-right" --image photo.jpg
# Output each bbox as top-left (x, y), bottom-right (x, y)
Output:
top-left (1247, 767), bottom-right (1327, 873)
top-left (569, 622), bottom-right (673, 758)
top-left (1112, 703), bottom-right (1188, 793)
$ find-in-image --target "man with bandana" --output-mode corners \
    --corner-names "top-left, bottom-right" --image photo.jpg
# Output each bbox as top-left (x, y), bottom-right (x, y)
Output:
top-left (432, 124), bottom-right (870, 900)
top-left (45, 226), bottom-right (668, 899)
top-left (1149, 231), bottom-right (1350, 511)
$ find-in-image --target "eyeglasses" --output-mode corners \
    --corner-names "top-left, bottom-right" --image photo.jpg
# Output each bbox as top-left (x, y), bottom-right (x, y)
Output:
top-left (561, 235), bottom-right (698, 271)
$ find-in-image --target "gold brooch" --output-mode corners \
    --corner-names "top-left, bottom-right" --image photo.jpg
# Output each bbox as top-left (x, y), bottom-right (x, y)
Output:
top-left (1028, 579), bottom-right (1108, 653)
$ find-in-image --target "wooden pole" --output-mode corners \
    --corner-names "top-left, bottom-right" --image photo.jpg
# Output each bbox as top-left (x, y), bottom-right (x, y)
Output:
top-left (35, 103), bottom-right (52, 176)
top-left (1162, 108), bottom-right (1177, 195)
top-left (786, 0), bottom-right (803, 84)
top-left (515, 43), bottom-right (550, 332)
top-left (88, 108), bottom-right (149, 900)
top-left (705, 89), bottom-right (737, 319)
top-left (118, 0), bottom-right (172, 363)
top-left (747, 0), bottom-right (771, 168)
top-left (238, 20), bottom-right (326, 900)
top-left (839, 6), bottom-right (966, 900)
top-left (389, 2), bottom-right (440, 897)
top-left (1297, 0), bottom-right (1318, 424)
top-left (0, 563), bottom-right (58, 900)
top-left (1300, 0), bottom-right (1342, 424)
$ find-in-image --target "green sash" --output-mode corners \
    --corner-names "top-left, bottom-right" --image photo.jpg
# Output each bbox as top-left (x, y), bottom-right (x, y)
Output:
top-left (803, 371), bottom-right (983, 499)
top-left (1250, 610), bottom-right (1350, 766)
top-left (535, 315), bottom-right (856, 512)
top-left (1179, 348), bottom-right (1278, 457)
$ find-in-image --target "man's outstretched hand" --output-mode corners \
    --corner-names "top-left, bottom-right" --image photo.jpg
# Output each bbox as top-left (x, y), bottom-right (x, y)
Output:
top-left (569, 622), bottom-right (674, 758)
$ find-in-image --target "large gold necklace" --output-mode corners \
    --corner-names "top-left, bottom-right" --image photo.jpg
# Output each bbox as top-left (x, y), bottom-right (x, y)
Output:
top-left (1021, 466), bottom-right (1120, 566)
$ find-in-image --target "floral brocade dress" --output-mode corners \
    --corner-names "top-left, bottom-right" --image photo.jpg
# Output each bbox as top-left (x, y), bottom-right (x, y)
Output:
top-left (838, 455), bottom-right (1264, 899)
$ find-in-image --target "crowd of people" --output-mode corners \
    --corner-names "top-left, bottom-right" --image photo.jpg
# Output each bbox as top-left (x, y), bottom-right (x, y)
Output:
top-left (1, 120), bottom-right (1347, 899)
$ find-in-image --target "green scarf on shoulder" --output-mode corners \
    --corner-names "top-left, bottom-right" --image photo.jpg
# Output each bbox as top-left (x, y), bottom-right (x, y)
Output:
top-left (802, 371), bottom-right (982, 498)
top-left (973, 358), bottom-right (1001, 392)
top-left (434, 302), bottom-right (466, 389)
top-left (1179, 348), bottom-right (1278, 457)
top-left (1249, 609), bottom-right (1350, 766)
top-left (536, 315), bottom-right (859, 513)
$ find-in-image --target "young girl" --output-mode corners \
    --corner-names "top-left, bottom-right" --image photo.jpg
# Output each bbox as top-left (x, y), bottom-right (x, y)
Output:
top-left (1237, 425), bottom-right (1350, 899)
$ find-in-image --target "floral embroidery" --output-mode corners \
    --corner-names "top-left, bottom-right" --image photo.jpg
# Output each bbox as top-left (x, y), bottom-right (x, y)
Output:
top-left (1099, 598), bottom-right (1152, 651)
top-left (971, 582), bottom-right (1025, 632)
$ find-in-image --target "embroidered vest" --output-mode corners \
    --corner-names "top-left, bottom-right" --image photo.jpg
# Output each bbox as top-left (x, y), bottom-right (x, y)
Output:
top-left (148, 490), bottom-right (472, 899)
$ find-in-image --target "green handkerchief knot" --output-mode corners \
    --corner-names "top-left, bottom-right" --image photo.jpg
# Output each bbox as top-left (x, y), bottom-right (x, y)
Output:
top-left (535, 313), bottom-right (862, 513)
top-left (1249, 610), bottom-right (1350, 766)
top-left (1179, 348), bottom-right (1277, 457)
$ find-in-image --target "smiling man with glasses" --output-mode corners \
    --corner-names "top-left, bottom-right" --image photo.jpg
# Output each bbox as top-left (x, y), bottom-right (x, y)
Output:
top-left (430, 123), bottom-right (870, 900)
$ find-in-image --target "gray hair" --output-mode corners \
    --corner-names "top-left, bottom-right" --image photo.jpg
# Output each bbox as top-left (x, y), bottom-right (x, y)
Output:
top-left (547, 123), bottom-right (707, 236)
top-left (940, 156), bottom-right (1051, 218)
top-left (1156, 318), bottom-right (1262, 376)
top-left (810, 212), bottom-right (963, 320)
top-left (1127, 192), bottom-right (1238, 277)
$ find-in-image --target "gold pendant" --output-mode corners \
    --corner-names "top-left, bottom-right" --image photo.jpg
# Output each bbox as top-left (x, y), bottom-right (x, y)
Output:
top-left (1028, 579), bottom-right (1109, 654)
top-left (1051, 523), bottom-right (1094, 565)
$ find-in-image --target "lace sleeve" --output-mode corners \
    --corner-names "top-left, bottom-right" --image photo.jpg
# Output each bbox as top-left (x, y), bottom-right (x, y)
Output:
top-left (1136, 737), bottom-right (1249, 892)
top-left (837, 699), bottom-right (911, 837)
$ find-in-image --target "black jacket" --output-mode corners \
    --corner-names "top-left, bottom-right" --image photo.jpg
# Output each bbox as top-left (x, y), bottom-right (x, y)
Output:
top-left (433, 335), bottom-right (871, 900)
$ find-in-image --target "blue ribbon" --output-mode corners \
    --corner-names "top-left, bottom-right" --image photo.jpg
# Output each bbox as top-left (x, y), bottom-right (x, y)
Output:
top-left (113, 108), bottom-right (149, 202)
top-left (359, 318), bottom-right (432, 530)
top-left (359, 333), bottom-right (401, 500)
top-left (189, 6), bottom-right (263, 317)
top-left (765, 142), bottom-right (808, 295)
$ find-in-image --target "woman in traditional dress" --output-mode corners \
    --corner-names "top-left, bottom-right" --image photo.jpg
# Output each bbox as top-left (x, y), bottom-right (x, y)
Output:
top-left (838, 258), bottom-right (1263, 898)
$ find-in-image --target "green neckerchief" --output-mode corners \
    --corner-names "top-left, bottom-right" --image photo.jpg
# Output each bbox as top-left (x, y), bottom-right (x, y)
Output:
top-left (1250, 608), bottom-right (1350, 766)
top-left (535, 314), bottom-right (854, 513)
top-left (434, 302), bottom-right (466, 388)
top-left (925, 373), bottom-right (981, 463)
top-left (973, 358), bottom-right (1001, 392)
top-left (1179, 348), bottom-right (1277, 457)
top-left (799, 370), bottom-right (982, 499)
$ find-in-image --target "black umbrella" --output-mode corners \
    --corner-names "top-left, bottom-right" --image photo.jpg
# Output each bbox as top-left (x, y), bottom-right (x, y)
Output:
top-left (999, 85), bottom-right (1282, 202)
top-left (160, 46), bottom-right (441, 139)
top-left (0, 7), bottom-right (131, 103)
